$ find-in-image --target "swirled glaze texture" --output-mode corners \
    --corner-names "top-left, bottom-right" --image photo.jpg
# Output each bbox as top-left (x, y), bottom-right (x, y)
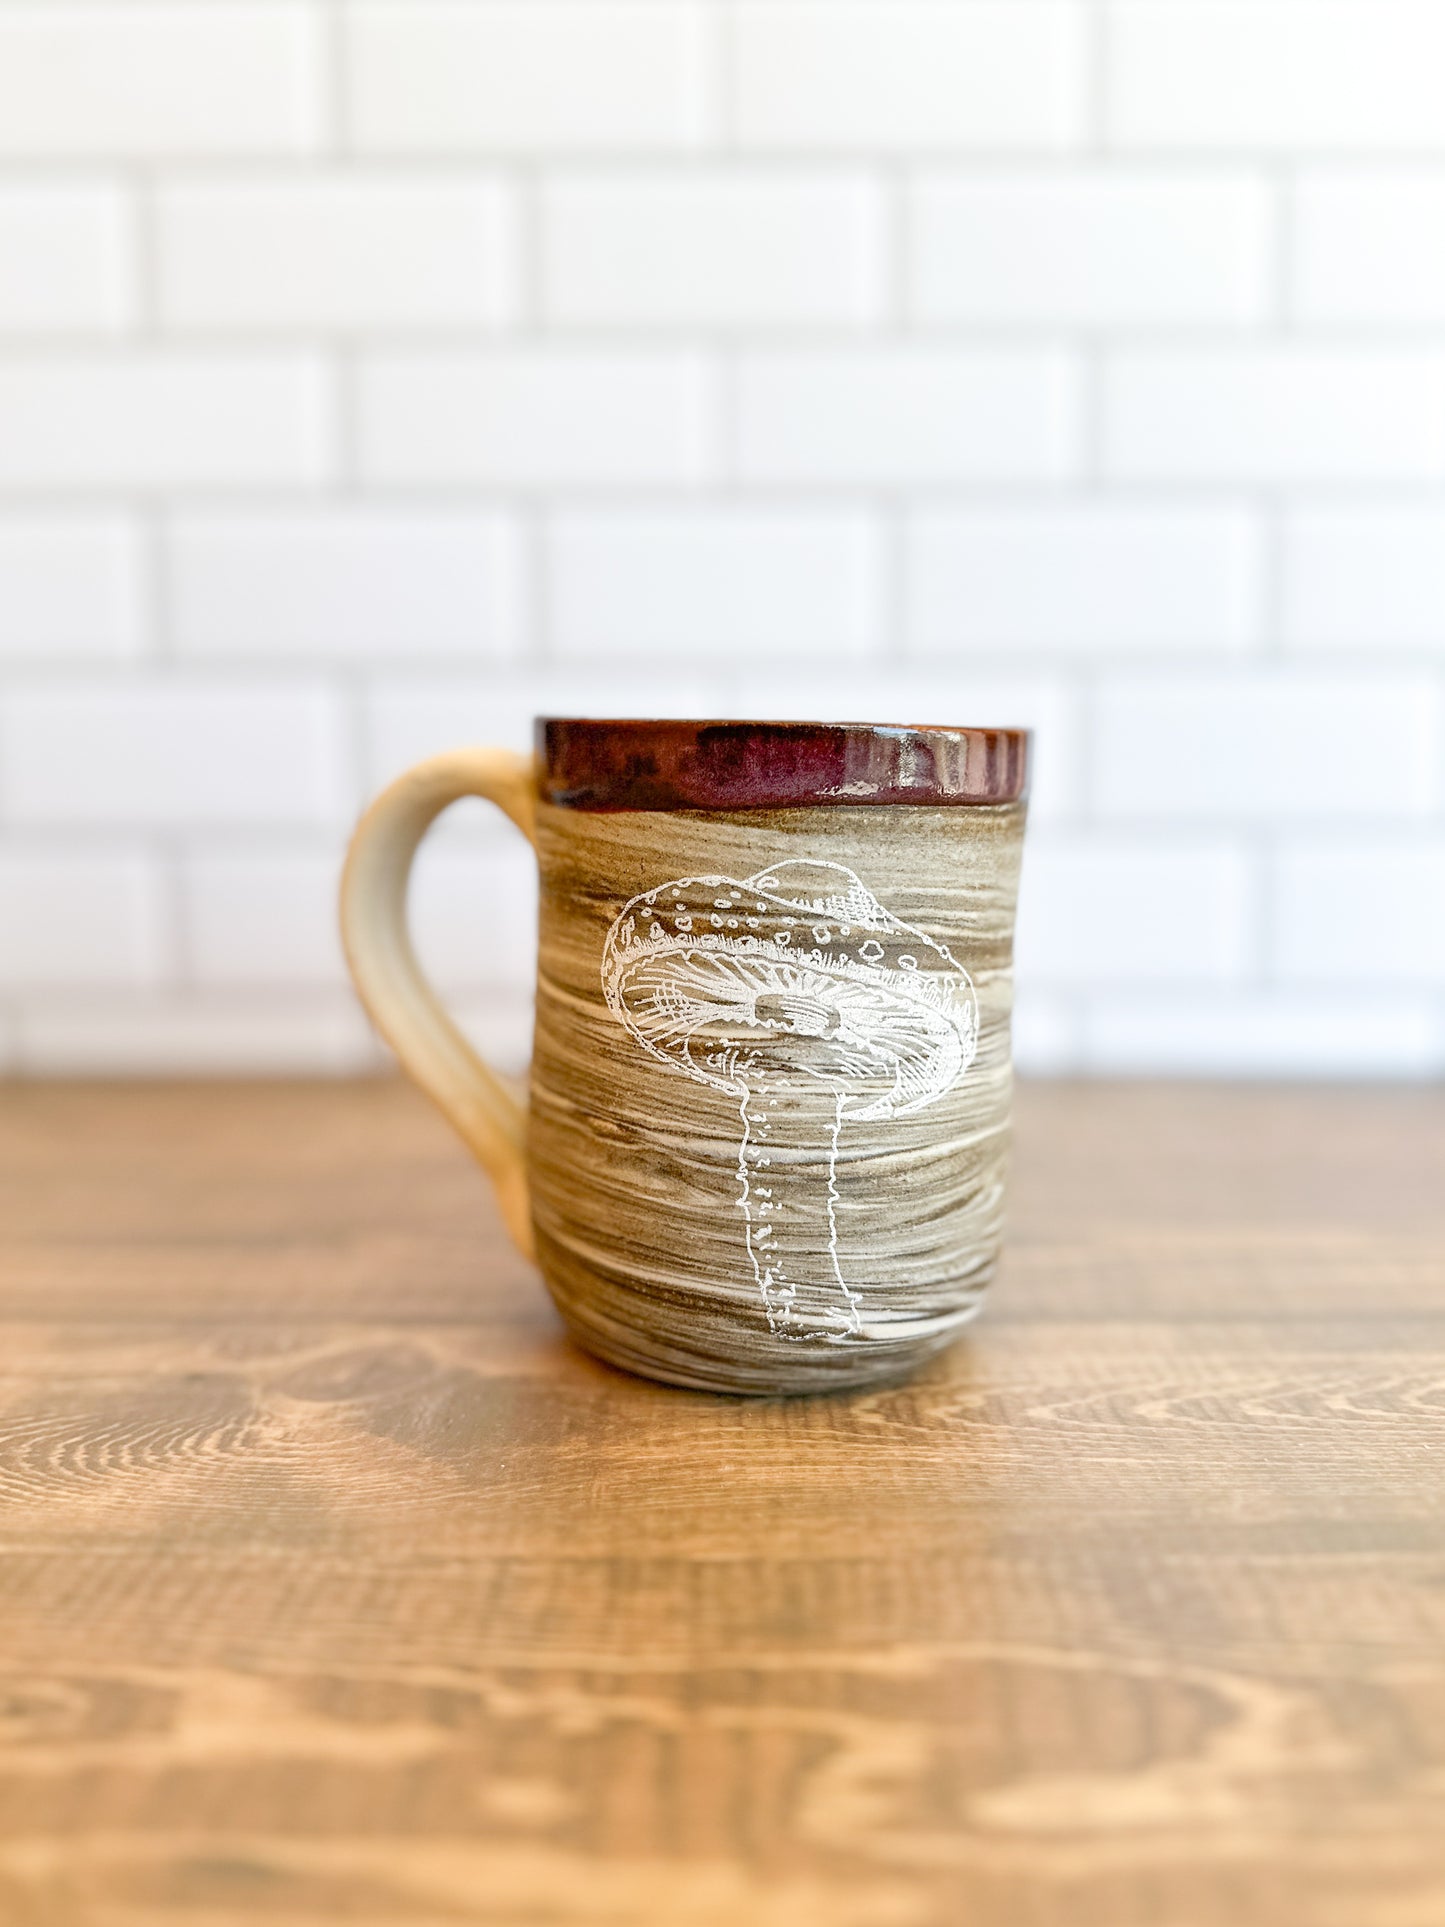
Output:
top-left (530, 802), bottom-right (1026, 1394)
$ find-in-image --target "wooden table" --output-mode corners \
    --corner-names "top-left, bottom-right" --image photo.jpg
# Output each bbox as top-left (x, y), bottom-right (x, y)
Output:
top-left (1, 1080), bottom-right (1442, 1927)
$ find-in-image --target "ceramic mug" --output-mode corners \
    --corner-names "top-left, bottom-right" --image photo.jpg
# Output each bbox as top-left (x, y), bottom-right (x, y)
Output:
top-left (341, 718), bottom-right (1030, 1394)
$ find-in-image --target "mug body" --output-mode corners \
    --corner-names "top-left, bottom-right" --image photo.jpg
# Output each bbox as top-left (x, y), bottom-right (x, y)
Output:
top-left (526, 720), bottom-right (1029, 1395)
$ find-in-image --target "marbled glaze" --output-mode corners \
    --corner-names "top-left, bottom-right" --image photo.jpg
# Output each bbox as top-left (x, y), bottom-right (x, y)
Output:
top-left (529, 800), bottom-right (1027, 1393)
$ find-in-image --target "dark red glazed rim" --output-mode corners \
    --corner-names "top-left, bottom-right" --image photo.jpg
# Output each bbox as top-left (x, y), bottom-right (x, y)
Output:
top-left (537, 718), bottom-right (1030, 812)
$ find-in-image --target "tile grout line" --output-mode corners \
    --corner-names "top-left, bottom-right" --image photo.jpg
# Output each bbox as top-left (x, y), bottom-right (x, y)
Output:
top-left (322, 0), bottom-right (349, 160)
top-left (1086, 0), bottom-right (1110, 156)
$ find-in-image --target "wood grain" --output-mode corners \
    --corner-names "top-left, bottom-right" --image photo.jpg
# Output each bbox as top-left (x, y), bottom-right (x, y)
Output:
top-left (0, 1078), bottom-right (1443, 1926)
top-left (531, 801), bottom-right (1026, 1393)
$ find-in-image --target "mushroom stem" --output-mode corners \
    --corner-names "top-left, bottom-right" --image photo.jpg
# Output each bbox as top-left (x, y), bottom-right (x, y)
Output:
top-left (736, 1077), bottom-right (862, 1341)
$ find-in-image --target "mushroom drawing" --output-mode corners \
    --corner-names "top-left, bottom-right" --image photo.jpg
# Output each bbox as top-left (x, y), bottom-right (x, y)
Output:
top-left (601, 860), bottom-right (978, 1341)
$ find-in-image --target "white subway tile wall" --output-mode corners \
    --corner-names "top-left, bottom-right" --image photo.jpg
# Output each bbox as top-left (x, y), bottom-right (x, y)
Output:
top-left (358, 350), bottom-right (713, 485)
top-left (909, 172), bottom-right (1273, 326)
top-left (0, 5), bottom-right (324, 160)
top-left (0, 0), bottom-right (1441, 1079)
top-left (0, 183), bottom-right (135, 333)
top-left (0, 353), bottom-right (335, 489)
top-left (157, 176), bottom-right (521, 331)
top-left (540, 172), bottom-right (886, 327)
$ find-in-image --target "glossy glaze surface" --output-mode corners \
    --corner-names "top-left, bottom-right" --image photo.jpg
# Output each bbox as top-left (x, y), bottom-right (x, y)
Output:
top-left (538, 717), bottom-right (1031, 812)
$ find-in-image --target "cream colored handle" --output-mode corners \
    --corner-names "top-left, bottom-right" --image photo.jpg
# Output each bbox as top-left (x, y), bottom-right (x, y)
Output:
top-left (340, 748), bottom-right (537, 1261)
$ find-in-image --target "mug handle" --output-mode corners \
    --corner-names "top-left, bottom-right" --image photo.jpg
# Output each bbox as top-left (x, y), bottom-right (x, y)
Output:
top-left (339, 747), bottom-right (536, 1262)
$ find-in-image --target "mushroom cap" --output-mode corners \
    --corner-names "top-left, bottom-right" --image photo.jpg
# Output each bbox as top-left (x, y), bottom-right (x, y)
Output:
top-left (601, 860), bottom-right (977, 1119)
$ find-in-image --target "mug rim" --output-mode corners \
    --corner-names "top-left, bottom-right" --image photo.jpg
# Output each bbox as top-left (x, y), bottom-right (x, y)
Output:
top-left (535, 716), bottom-right (1031, 812)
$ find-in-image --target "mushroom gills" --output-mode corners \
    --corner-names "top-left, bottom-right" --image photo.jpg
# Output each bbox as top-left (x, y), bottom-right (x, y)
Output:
top-left (752, 989), bottom-right (840, 1037)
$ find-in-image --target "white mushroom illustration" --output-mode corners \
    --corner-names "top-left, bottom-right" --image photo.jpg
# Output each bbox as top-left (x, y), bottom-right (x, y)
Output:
top-left (601, 860), bottom-right (978, 1341)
